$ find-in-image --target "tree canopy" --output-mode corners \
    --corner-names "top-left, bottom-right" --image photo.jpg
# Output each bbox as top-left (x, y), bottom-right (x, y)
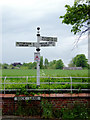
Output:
top-left (56, 59), bottom-right (64, 69)
top-left (44, 58), bottom-right (49, 69)
top-left (60, 0), bottom-right (90, 35)
top-left (69, 54), bottom-right (88, 68)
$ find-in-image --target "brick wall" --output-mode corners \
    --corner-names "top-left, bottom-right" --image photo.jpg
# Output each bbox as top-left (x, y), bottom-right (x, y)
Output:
top-left (46, 97), bottom-right (89, 109)
top-left (0, 93), bottom-right (89, 115)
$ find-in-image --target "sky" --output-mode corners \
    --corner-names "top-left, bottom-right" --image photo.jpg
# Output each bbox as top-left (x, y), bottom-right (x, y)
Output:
top-left (0, 0), bottom-right (88, 66)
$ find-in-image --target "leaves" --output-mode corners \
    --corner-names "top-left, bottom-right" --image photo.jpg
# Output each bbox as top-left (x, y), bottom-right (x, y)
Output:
top-left (73, 54), bottom-right (88, 68)
top-left (60, 2), bottom-right (90, 34)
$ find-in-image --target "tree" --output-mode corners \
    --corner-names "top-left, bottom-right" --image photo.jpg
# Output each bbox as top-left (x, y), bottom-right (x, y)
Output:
top-left (31, 62), bottom-right (37, 69)
top-left (60, 0), bottom-right (90, 36)
top-left (44, 58), bottom-right (49, 69)
top-left (68, 59), bottom-right (75, 67)
top-left (9, 64), bottom-right (15, 69)
top-left (2, 63), bottom-right (9, 69)
top-left (56, 59), bottom-right (64, 69)
top-left (40, 56), bottom-right (43, 69)
top-left (75, 0), bottom-right (90, 3)
top-left (48, 60), bottom-right (57, 69)
top-left (73, 54), bottom-right (88, 68)
top-left (28, 62), bottom-right (37, 69)
top-left (0, 63), bottom-right (2, 69)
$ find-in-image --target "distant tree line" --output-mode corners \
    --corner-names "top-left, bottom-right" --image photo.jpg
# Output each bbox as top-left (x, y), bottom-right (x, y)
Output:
top-left (0, 54), bottom-right (89, 69)
top-left (0, 57), bottom-right (64, 70)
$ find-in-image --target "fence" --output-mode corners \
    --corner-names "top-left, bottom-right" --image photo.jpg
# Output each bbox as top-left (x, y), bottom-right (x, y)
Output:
top-left (0, 76), bottom-right (90, 94)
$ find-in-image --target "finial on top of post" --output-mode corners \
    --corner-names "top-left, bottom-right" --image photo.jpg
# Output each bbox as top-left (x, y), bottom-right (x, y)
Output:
top-left (37, 27), bottom-right (40, 36)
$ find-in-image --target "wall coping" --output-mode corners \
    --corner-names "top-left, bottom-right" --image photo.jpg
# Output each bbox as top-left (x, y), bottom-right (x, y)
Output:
top-left (0, 94), bottom-right (15, 98)
top-left (35, 93), bottom-right (90, 97)
top-left (0, 93), bottom-right (89, 98)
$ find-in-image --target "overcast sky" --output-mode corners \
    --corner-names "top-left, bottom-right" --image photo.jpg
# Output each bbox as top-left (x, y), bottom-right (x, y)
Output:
top-left (1, 0), bottom-right (88, 66)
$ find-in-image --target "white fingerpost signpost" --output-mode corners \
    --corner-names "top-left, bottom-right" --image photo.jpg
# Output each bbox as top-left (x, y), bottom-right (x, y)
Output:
top-left (16, 27), bottom-right (57, 87)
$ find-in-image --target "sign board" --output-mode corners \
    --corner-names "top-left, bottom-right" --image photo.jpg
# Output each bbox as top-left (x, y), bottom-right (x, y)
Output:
top-left (14, 96), bottom-right (41, 101)
top-left (16, 42), bottom-right (37, 47)
top-left (16, 27), bottom-right (57, 87)
top-left (40, 36), bottom-right (57, 42)
top-left (34, 52), bottom-right (40, 62)
top-left (39, 41), bottom-right (55, 47)
top-left (16, 41), bottom-right (55, 47)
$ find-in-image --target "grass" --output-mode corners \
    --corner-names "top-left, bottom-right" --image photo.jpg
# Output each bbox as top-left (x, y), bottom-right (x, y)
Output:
top-left (2, 69), bottom-right (88, 77)
top-left (2, 69), bottom-right (37, 76)
top-left (0, 69), bottom-right (89, 91)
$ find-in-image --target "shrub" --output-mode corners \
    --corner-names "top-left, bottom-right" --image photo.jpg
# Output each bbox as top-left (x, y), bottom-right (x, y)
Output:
top-left (41, 100), bottom-right (53, 119)
top-left (61, 102), bottom-right (89, 119)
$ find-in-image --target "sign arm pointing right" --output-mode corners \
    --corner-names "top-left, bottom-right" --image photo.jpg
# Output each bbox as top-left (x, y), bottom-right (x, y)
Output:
top-left (16, 27), bottom-right (57, 86)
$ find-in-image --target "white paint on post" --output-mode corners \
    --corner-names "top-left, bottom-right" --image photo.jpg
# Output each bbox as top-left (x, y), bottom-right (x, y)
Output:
top-left (36, 30), bottom-right (40, 86)
top-left (70, 76), bottom-right (72, 93)
top-left (37, 57), bottom-right (40, 86)
top-left (16, 27), bottom-right (57, 87)
top-left (4, 77), bottom-right (7, 94)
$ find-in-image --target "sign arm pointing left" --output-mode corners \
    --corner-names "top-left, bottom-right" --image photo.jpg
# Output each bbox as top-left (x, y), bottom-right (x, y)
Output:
top-left (16, 27), bottom-right (57, 87)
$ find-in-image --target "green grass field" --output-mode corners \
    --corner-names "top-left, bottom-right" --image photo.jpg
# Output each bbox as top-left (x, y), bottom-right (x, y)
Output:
top-left (2, 69), bottom-right (88, 77)
top-left (0, 69), bottom-right (89, 92)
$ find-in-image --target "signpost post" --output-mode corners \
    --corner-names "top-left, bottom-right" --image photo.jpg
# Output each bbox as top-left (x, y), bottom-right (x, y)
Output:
top-left (16, 27), bottom-right (57, 87)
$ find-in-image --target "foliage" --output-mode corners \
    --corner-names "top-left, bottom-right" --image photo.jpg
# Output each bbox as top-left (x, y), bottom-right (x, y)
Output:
top-left (68, 58), bottom-right (75, 67)
top-left (15, 100), bottom-right (89, 119)
top-left (73, 54), bottom-right (88, 68)
top-left (48, 60), bottom-right (57, 69)
top-left (0, 63), bottom-right (2, 69)
top-left (40, 56), bottom-right (43, 69)
top-left (41, 100), bottom-right (53, 119)
top-left (15, 101), bottom-right (40, 116)
top-left (23, 62), bottom-right (37, 69)
top-left (1, 70), bottom-right (89, 93)
top-left (44, 58), bottom-right (49, 69)
top-left (56, 59), bottom-right (64, 69)
top-left (60, 1), bottom-right (90, 35)
top-left (1, 54), bottom-right (89, 69)
top-left (61, 102), bottom-right (89, 119)
top-left (75, 0), bottom-right (90, 3)
top-left (2, 63), bottom-right (9, 69)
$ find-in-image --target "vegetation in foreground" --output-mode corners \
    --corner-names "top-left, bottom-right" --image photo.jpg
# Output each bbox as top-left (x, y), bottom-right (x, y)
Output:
top-left (14, 100), bottom-right (89, 119)
top-left (0, 69), bottom-right (89, 93)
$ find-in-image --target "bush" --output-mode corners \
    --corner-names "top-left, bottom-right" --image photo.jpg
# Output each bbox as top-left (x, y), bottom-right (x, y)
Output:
top-left (14, 100), bottom-right (89, 119)
top-left (41, 100), bottom-right (53, 119)
top-left (61, 102), bottom-right (89, 119)
top-left (15, 101), bottom-right (40, 116)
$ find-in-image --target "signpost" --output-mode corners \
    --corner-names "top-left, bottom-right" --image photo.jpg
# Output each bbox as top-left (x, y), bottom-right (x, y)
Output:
top-left (34, 52), bottom-right (40, 62)
top-left (16, 42), bottom-right (37, 47)
top-left (39, 41), bottom-right (55, 47)
top-left (16, 41), bottom-right (55, 47)
top-left (40, 36), bottom-right (57, 42)
top-left (16, 27), bottom-right (57, 86)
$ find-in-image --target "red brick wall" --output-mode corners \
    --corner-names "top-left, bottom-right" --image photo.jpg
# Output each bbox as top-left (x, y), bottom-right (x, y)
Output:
top-left (2, 98), bottom-right (14, 115)
top-left (0, 93), bottom-right (89, 115)
top-left (46, 97), bottom-right (89, 109)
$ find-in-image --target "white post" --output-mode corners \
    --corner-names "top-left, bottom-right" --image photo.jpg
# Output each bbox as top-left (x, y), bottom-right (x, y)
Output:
top-left (4, 77), bottom-right (6, 94)
top-left (37, 57), bottom-right (40, 86)
top-left (36, 27), bottom-right (40, 87)
top-left (70, 76), bottom-right (72, 94)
